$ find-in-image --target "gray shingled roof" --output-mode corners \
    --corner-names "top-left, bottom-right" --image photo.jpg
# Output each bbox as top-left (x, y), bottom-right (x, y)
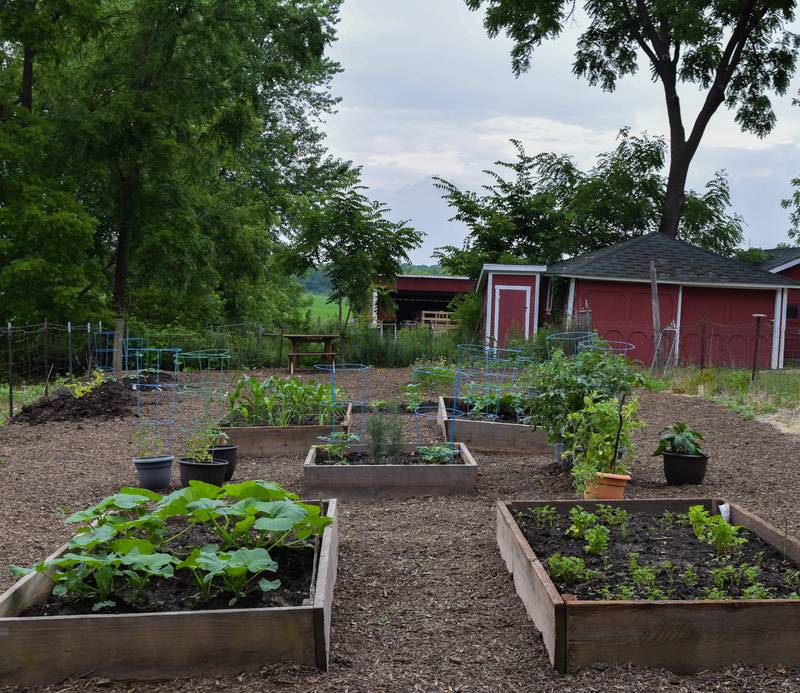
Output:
top-left (757, 247), bottom-right (800, 272)
top-left (547, 232), bottom-right (799, 287)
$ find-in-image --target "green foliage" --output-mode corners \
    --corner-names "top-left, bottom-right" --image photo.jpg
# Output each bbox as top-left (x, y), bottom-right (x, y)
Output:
top-left (316, 432), bottom-right (359, 464)
top-left (546, 554), bottom-right (588, 585)
top-left (595, 504), bottom-right (629, 535)
top-left (566, 507), bottom-right (597, 539)
top-left (785, 569), bottom-right (800, 590)
top-left (687, 505), bottom-right (747, 557)
top-left (416, 444), bottom-right (457, 465)
top-left (681, 565), bottom-right (699, 588)
top-left (527, 348), bottom-right (642, 442)
top-left (466, 1), bottom-right (797, 236)
top-left (742, 583), bottom-right (773, 600)
top-left (10, 481), bottom-right (328, 610)
top-left (652, 422), bottom-right (705, 457)
top-left (366, 413), bottom-right (387, 463)
top-left (583, 525), bottom-right (610, 556)
top-left (529, 505), bottom-right (559, 529)
top-left (711, 562), bottom-right (760, 593)
top-left (433, 131), bottom-right (744, 277)
top-left (225, 375), bottom-right (342, 427)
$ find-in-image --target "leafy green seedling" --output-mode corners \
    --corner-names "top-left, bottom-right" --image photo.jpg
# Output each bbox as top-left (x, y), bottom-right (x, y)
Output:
top-left (583, 525), bottom-right (610, 556)
top-left (529, 505), bottom-right (559, 529)
top-left (681, 565), bottom-right (699, 588)
top-left (566, 507), bottom-right (598, 539)
top-left (417, 444), bottom-right (456, 464)
top-left (546, 554), bottom-right (588, 585)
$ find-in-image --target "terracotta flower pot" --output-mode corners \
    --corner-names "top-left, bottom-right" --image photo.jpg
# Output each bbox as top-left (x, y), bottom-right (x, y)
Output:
top-left (583, 472), bottom-right (631, 500)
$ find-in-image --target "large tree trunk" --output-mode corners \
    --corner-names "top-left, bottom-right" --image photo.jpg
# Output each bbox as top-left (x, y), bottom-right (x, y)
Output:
top-left (20, 45), bottom-right (33, 110)
top-left (112, 169), bottom-right (138, 313)
top-left (659, 146), bottom-right (691, 237)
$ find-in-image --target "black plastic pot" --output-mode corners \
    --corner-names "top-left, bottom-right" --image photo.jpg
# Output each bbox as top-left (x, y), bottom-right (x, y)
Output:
top-left (209, 444), bottom-right (238, 481)
top-left (179, 459), bottom-right (229, 487)
top-left (133, 455), bottom-right (174, 491)
top-left (663, 452), bottom-right (708, 485)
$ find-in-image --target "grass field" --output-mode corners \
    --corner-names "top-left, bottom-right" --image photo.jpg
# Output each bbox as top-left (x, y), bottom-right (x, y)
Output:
top-left (306, 293), bottom-right (348, 320)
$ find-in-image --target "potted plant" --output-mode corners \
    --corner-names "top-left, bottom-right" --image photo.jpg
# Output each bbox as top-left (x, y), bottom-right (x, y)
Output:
top-left (564, 393), bottom-right (643, 499)
top-left (652, 422), bottom-right (708, 485)
top-left (131, 426), bottom-right (174, 491)
top-left (179, 425), bottom-right (228, 486)
top-left (209, 429), bottom-right (238, 481)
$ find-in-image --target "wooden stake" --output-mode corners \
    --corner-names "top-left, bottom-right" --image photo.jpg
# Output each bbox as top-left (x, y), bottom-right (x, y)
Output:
top-left (650, 261), bottom-right (662, 368)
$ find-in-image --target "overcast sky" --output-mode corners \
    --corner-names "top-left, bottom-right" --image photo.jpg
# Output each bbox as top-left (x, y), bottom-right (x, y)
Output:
top-left (323, 0), bottom-right (800, 264)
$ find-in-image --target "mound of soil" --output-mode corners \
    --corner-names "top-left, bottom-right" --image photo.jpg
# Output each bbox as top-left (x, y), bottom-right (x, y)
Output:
top-left (121, 370), bottom-right (178, 389)
top-left (14, 380), bottom-right (133, 425)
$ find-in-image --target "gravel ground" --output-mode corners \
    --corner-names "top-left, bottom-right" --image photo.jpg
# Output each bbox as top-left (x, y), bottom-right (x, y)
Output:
top-left (1, 370), bottom-right (799, 692)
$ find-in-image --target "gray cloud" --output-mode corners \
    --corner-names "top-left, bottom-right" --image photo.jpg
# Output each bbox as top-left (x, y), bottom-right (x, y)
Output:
top-left (324, 0), bottom-right (800, 262)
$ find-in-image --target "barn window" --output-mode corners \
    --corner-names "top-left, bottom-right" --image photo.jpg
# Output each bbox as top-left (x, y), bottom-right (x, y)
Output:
top-left (788, 304), bottom-right (799, 320)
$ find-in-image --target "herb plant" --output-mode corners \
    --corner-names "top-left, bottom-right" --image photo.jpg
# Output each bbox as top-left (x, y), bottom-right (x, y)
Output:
top-left (651, 422), bottom-right (705, 457)
top-left (417, 444), bottom-right (457, 464)
top-left (546, 554), bottom-right (588, 585)
top-left (566, 507), bottom-right (597, 538)
top-left (529, 505), bottom-right (559, 529)
top-left (583, 525), bottom-right (610, 556)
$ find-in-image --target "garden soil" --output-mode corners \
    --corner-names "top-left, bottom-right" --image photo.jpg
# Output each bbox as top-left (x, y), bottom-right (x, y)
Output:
top-left (13, 380), bottom-right (133, 425)
top-left (1, 373), bottom-right (799, 692)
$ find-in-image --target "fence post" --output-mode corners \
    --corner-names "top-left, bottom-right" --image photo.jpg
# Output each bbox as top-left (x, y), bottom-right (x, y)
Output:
top-left (113, 318), bottom-right (124, 374)
top-left (751, 313), bottom-right (766, 383)
top-left (256, 323), bottom-right (263, 365)
top-left (42, 318), bottom-right (49, 394)
top-left (7, 322), bottom-right (13, 420)
top-left (87, 322), bottom-right (92, 372)
top-left (67, 321), bottom-right (73, 375)
top-left (277, 329), bottom-right (284, 367)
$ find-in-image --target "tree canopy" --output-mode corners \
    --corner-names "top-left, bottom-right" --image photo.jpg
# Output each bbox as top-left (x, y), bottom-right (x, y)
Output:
top-left (466, 0), bottom-right (799, 238)
top-left (1, 0), bottom-right (412, 328)
top-left (434, 130), bottom-right (744, 278)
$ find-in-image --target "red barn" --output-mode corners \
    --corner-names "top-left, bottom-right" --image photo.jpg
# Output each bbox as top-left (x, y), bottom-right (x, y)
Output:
top-left (479, 233), bottom-right (799, 368)
top-left (373, 274), bottom-right (474, 325)
top-left (759, 248), bottom-right (800, 365)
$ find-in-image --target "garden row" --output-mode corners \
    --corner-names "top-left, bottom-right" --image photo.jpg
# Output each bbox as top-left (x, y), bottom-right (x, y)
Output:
top-left (2, 351), bottom-right (799, 685)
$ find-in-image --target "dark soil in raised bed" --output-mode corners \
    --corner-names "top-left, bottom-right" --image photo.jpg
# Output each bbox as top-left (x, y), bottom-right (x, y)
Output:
top-left (13, 380), bottom-right (133, 425)
top-left (314, 449), bottom-right (464, 466)
top-left (21, 537), bottom-right (315, 618)
top-left (517, 506), bottom-right (800, 600)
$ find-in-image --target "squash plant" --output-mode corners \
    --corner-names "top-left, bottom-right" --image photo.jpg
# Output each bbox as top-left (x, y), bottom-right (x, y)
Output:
top-left (9, 481), bottom-right (331, 613)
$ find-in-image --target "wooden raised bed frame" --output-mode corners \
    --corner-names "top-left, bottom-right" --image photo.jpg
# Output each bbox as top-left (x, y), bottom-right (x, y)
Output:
top-left (437, 396), bottom-right (549, 454)
top-left (304, 443), bottom-right (477, 499)
top-left (222, 403), bottom-right (352, 457)
top-left (0, 500), bottom-right (338, 685)
top-left (497, 498), bottom-right (800, 674)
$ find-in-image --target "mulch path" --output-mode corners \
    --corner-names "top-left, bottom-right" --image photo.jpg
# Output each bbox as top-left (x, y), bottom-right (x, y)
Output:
top-left (1, 372), bottom-right (799, 691)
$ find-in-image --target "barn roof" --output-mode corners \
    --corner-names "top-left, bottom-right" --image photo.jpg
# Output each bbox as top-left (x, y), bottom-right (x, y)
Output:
top-left (547, 232), bottom-right (799, 288)
top-left (757, 247), bottom-right (800, 272)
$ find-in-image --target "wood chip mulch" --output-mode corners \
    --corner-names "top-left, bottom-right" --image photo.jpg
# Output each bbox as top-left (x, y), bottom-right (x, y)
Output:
top-left (1, 371), bottom-right (799, 692)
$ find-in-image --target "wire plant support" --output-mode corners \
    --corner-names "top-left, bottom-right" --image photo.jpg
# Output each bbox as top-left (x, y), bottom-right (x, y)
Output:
top-left (313, 362), bottom-right (370, 440)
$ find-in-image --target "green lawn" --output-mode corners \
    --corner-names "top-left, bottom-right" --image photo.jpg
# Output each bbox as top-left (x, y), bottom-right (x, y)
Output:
top-left (307, 293), bottom-right (347, 320)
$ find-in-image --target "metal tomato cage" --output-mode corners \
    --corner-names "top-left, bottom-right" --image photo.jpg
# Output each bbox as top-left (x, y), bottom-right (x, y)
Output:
top-left (130, 346), bottom-right (181, 454)
top-left (578, 336), bottom-right (636, 357)
top-left (545, 331), bottom-right (594, 357)
top-left (175, 349), bottom-right (231, 424)
top-left (313, 362), bottom-right (370, 440)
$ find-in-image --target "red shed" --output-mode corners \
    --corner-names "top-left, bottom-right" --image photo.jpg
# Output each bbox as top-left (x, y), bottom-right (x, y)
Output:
top-left (759, 248), bottom-right (800, 365)
top-left (547, 233), bottom-right (799, 368)
top-left (476, 264), bottom-right (547, 346)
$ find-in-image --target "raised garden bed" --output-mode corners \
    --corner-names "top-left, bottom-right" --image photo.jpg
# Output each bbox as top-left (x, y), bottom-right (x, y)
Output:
top-left (0, 493), bottom-right (338, 685)
top-left (304, 442), bottom-right (477, 499)
top-left (222, 403), bottom-right (352, 457)
top-left (497, 498), bottom-right (800, 674)
top-left (438, 396), bottom-right (549, 453)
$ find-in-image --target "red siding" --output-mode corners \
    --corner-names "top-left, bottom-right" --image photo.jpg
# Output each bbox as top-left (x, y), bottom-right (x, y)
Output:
top-left (680, 287), bottom-right (776, 368)
top-left (573, 280), bottom-right (678, 365)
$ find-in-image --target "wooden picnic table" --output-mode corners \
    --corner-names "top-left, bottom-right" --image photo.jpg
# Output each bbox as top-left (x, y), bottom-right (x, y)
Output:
top-left (284, 334), bottom-right (338, 374)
